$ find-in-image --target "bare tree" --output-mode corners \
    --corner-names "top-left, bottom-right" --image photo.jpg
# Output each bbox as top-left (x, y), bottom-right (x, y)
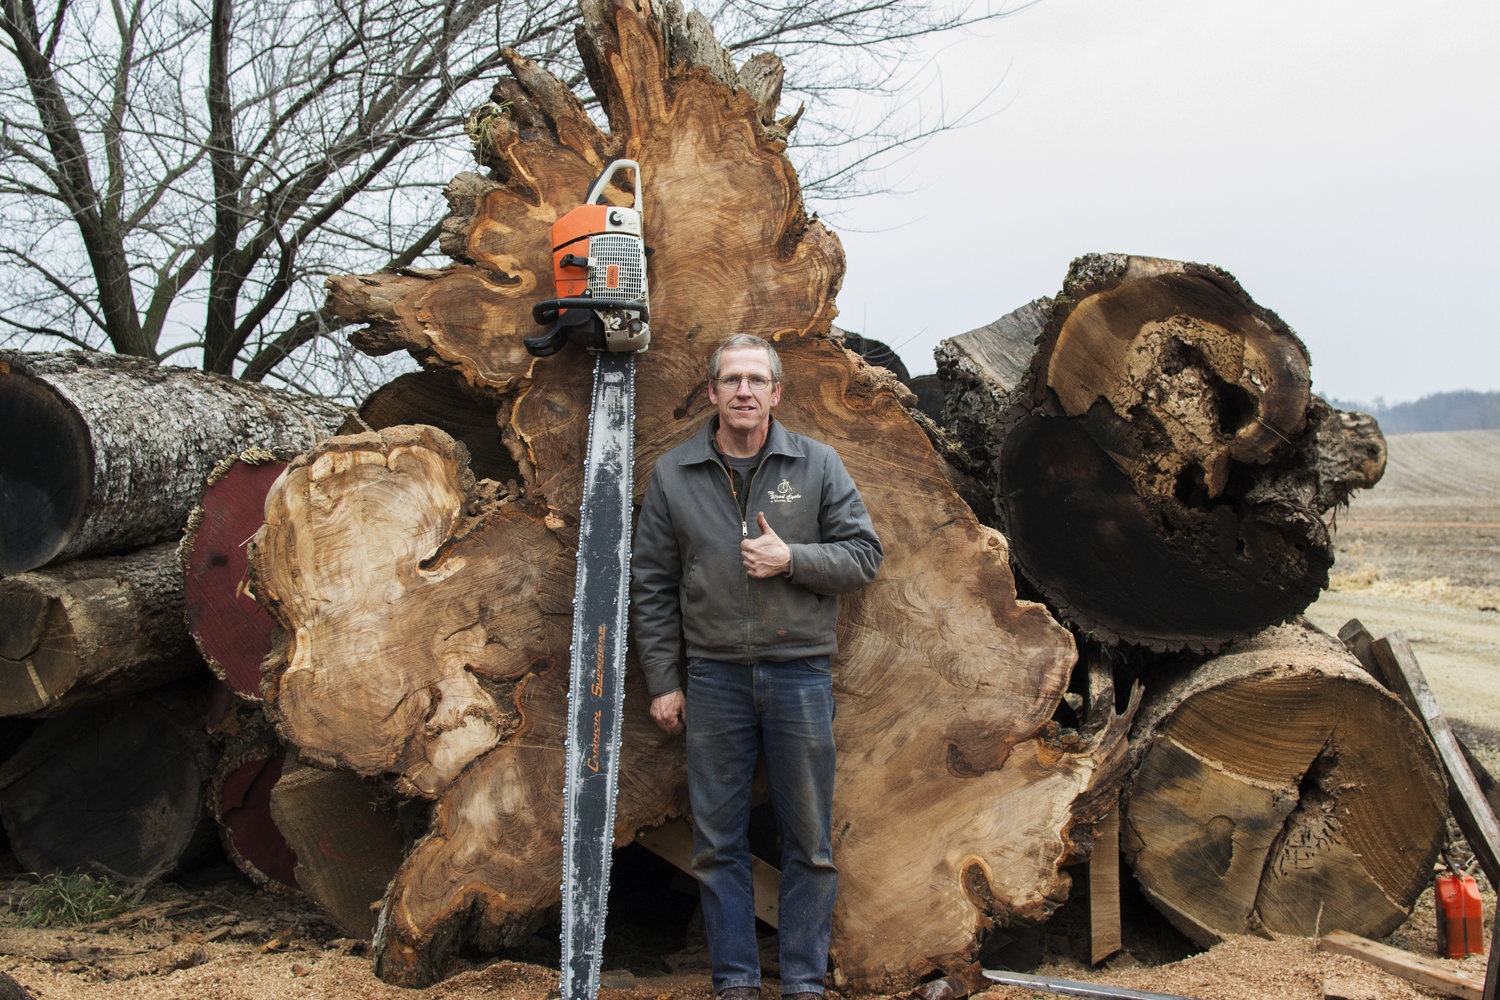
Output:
top-left (1, 0), bottom-right (1018, 396)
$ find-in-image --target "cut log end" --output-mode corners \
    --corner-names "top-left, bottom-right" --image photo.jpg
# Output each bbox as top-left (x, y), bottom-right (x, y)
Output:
top-left (1123, 622), bottom-right (1446, 946)
top-left (0, 362), bottom-right (90, 574)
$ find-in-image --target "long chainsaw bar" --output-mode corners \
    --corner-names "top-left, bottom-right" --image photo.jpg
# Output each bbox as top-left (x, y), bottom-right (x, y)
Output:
top-left (559, 349), bottom-right (635, 1000)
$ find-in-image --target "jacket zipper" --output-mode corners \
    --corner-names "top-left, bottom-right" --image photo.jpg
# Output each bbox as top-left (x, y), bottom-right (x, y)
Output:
top-left (719, 454), bottom-right (768, 658)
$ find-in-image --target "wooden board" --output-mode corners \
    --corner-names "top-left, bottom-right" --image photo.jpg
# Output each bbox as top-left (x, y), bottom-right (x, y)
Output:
top-left (1318, 930), bottom-right (1483, 1000)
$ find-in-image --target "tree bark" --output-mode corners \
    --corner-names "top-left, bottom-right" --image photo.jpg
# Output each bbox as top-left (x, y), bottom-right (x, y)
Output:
top-left (0, 689), bottom-right (220, 882)
top-left (257, 0), bottom-right (1127, 987)
top-left (0, 542), bottom-right (204, 717)
top-left (945, 255), bottom-right (1386, 652)
top-left (0, 350), bottom-right (348, 574)
top-left (1120, 620), bottom-right (1446, 947)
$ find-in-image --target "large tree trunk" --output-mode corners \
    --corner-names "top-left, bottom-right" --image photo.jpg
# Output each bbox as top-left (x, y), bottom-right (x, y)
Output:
top-left (0, 350), bottom-right (347, 574)
top-left (252, 0), bottom-right (1127, 988)
top-left (0, 689), bottom-right (220, 882)
top-left (1120, 621), bottom-right (1446, 946)
top-left (937, 258), bottom-right (1387, 652)
top-left (0, 542), bottom-right (204, 717)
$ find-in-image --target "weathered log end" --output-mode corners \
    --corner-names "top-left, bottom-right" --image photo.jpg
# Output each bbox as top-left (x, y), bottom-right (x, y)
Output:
top-left (271, 756), bottom-right (414, 940)
top-left (250, 424), bottom-right (569, 797)
top-left (986, 255), bottom-right (1385, 652)
top-left (0, 692), bottom-right (220, 882)
top-left (0, 543), bottom-right (204, 717)
top-left (1122, 621), bottom-right (1446, 946)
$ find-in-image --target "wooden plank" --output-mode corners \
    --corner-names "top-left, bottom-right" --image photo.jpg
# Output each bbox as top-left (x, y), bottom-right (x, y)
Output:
top-left (635, 819), bottom-right (780, 927)
top-left (1342, 619), bottom-right (1500, 836)
top-left (1484, 911), bottom-right (1498, 1000)
top-left (1089, 801), bottom-right (1123, 965)
top-left (1369, 632), bottom-right (1500, 890)
top-left (1336, 620), bottom-right (1384, 682)
top-left (1086, 652), bottom-right (1123, 965)
top-left (1318, 930), bottom-right (1483, 1000)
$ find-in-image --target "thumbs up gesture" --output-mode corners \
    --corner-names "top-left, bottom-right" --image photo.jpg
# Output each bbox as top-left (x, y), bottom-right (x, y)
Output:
top-left (741, 511), bottom-right (792, 578)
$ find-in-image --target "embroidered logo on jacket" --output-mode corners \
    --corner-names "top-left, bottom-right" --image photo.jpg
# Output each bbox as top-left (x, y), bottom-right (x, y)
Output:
top-left (767, 479), bottom-right (801, 503)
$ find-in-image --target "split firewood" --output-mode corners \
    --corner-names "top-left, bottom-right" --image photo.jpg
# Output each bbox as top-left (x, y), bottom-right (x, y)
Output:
top-left (0, 351), bottom-right (347, 574)
top-left (1122, 621), bottom-right (1446, 946)
top-left (252, 0), bottom-right (1129, 987)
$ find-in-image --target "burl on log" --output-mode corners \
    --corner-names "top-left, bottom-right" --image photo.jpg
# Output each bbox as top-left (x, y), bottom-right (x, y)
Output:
top-left (250, 0), bottom-right (1129, 988)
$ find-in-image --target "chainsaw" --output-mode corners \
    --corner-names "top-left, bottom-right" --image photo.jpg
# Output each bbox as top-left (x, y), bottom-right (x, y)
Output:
top-left (528, 159), bottom-right (648, 1000)
top-left (526, 159), bottom-right (650, 357)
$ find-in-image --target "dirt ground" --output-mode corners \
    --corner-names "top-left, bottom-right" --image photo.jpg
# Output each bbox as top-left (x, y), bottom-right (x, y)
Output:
top-left (1, 429), bottom-right (1496, 1000)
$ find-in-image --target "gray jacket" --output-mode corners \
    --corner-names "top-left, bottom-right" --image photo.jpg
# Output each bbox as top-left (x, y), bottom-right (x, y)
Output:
top-left (631, 418), bottom-right (883, 697)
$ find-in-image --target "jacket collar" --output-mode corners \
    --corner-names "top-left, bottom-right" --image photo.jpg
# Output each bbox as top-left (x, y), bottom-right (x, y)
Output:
top-left (678, 416), bottom-right (805, 466)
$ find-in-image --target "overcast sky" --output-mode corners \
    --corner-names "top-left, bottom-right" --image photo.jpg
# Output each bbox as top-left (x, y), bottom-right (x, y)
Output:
top-left (820, 0), bottom-right (1498, 406)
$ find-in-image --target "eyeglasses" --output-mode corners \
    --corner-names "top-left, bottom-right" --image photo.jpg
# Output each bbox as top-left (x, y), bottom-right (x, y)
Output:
top-left (715, 374), bottom-right (775, 391)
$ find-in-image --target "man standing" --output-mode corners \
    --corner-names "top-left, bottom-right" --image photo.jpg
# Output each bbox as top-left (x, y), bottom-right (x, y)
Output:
top-left (632, 334), bottom-right (883, 1000)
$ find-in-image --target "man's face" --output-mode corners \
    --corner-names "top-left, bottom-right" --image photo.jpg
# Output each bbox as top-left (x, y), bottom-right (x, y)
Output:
top-left (709, 345), bottom-right (781, 435)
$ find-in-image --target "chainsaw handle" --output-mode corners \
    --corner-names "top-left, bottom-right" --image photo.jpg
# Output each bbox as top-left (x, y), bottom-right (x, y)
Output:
top-left (524, 307), bottom-right (592, 357)
top-left (584, 159), bottom-right (642, 209)
top-left (532, 298), bottom-right (649, 325)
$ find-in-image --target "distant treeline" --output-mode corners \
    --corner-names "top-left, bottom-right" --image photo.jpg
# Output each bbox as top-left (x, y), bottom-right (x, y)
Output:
top-left (1327, 390), bottom-right (1500, 434)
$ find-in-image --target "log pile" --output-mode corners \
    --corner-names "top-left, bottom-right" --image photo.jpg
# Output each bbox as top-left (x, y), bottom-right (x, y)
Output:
top-left (0, 352), bottom-right (348, 886)
top-left (0, 0), bottom-right (1464, 993)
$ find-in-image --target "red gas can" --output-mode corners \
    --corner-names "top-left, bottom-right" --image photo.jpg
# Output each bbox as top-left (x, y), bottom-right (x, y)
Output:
top-left (1435, 872), bottom-right (1484, 958)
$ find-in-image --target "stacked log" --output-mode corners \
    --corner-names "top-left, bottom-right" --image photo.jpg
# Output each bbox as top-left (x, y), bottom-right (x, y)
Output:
top-left (932, 260), bottom-right (1445, 953)
top-left (0, 543), bottom-right (201, 716)
top-left (180, 450), bottom-right (293, 700)
top-left (936, 257), bottom-right (1387, 654)
top-left (0, 688), bottom-right (220, 882)
top-left (0, 352), bottom-right (349, 890)
top-left (0, 350), bottom-right (347, 573)
top-left (1121, 621), bottom-right (1445, 946)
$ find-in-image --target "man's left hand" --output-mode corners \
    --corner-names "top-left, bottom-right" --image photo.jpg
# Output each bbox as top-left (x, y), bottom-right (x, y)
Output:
top-left (742, 511), bottom-right (791, 578)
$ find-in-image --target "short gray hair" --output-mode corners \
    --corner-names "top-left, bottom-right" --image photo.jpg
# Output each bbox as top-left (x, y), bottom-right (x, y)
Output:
top-left (709, 334), bottom-right (782, 382)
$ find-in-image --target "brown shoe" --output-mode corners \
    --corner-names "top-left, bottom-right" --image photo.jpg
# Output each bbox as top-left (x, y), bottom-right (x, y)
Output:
top-left (718, 989), bottom-right (760, 1000)
top-left (782, 994), bottom-right (823, 1000)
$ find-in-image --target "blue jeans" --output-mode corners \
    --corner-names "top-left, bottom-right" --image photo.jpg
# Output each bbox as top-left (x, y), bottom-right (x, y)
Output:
top-left (685, 656), bottom-right (837, 997)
